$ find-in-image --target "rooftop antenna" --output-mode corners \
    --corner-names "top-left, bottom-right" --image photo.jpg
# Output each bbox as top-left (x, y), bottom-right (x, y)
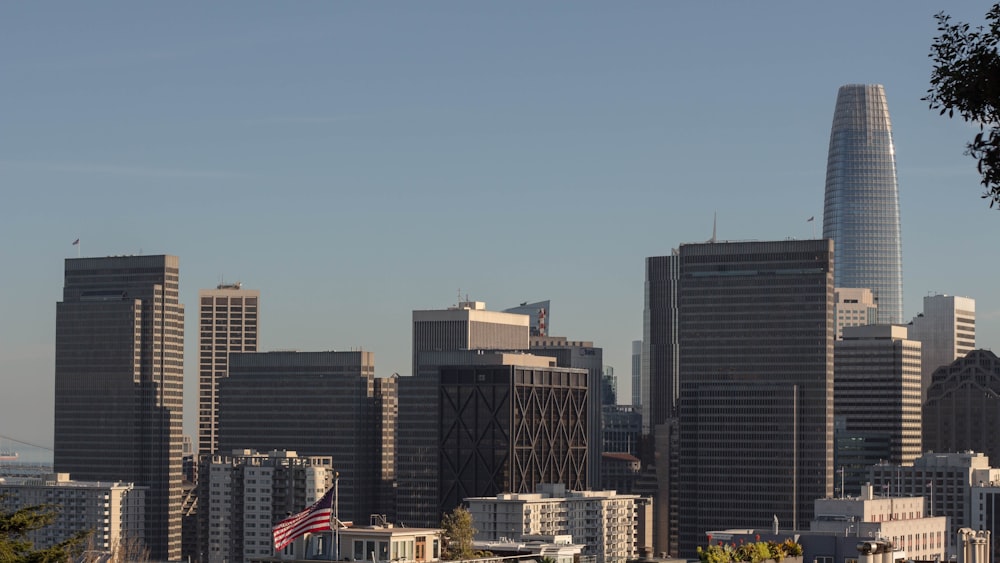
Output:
top-left (706, 212), bottom-right (717, 243)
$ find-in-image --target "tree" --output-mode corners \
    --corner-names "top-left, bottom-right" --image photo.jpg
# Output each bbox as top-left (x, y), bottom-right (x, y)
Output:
top-left (0, 502), bottom-right (89, 563)
top-left (440, 506), bottom-right (476, 561)
top-left (924, 4), bottom-right (1000, 207)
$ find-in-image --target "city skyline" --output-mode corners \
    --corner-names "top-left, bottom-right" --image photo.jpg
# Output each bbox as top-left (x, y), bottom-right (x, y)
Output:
top-left (2, 2), bottom-right (998, 448)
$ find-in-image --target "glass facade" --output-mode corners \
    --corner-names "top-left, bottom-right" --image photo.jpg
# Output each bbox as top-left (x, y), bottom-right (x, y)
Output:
top-left (823, 84), bottom-right (903, 324)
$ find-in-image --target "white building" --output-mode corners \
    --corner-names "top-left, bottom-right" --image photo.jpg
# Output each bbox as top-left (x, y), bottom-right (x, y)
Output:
top-left (907, 294), bottom-right (976, 399)
top-left (0, 473), bottom-right (144, 555)
top-left (204, 449), bottom-right (333, 563)
top-left (465, 483), bottom-right (639, 563)
top-left (813, 484), bottom-right (946, 560)
top-left (834, 288), bottom-right (878, 339)
top-left (871, 451), bottom-right (1000, 557)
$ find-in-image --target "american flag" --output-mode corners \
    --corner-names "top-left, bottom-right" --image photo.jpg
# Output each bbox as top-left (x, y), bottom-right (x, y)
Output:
top-left (272, 488), bottom-right (335, 551)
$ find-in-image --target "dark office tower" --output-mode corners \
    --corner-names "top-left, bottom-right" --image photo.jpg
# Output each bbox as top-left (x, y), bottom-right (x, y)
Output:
top-left (530, 336), bottom-right (603, 491)
top-left (400, 350), bottom-right (588, 525)
top-left (631, 340), bottom-right (642, 407)
top-left (54, 255), bottom-right (184, 561)
top-left (823, 84), bottom-right (903, 324)
top-left (642, 254), bottom-right (679, 435)
top-left (198, 283), bottom-right (259, 456)
top-left (676, 240), bottom-right (834, 555)
top-left (923, 349), bottom-right (1000, 464)
top-left (218, 351), bottom-right (395, 524)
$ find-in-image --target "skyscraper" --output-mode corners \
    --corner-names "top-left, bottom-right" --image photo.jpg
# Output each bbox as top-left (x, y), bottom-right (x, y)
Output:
top-left (907, 294), bottom-right (976, 400)
top-left (675, 239), bottom-right (834, 554)
top-left (197, 282), bottom-right (259, 456)
top-left (218, 350), bottom-right (395, 524)
top-left (823, 83), bottom-right (903, 324)
top-left (54, 255), bottom-right (184, 560)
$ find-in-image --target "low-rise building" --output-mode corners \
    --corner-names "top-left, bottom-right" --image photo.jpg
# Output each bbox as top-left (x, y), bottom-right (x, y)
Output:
top-left (466, 483), bottom-right (640, 563)
top-left (0, 473), bottom-right (145, 555)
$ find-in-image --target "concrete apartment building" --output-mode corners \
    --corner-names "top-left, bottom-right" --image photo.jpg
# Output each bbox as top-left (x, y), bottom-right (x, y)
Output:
top-left (466, 483), bottom-right (640, 563)
top-left (833, 287), bottom-right (878, 339)
top-left (870, 451), bottom-right (1000, 557)
top-left (201, 450), bottom-right (332, 563)
top-left (907, 294), bottom-right (976, 400)
top-left (198, 282), bottom-right (259, 456)
top-left (923, 349), bottom-right (1000, 464)
top-left (0, 473), bottom-right (145, 555)
top-left (54, 254), bottom-right (185, 561)
top-left (675, 239), bottom-right (834, 555)
top-left (833, 325), bottom-right (922, 496)
top-left (218, 351), bottom-right (396, 524)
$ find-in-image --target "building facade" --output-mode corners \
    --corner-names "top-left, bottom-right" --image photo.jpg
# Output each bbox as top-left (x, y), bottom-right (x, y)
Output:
top-left (833, 288), bottom-right (878, 339)
top-left (218, 351), bottom-right (395, 524)
top-left (642, 254), bottom-right (679, 436)
top-left (631, 340), bottom-right (642, 407)
top-left (833, 324), bottom-right (922, 496)
top-left (823, 83), bottom-right (903, 324)
top-left (466, 483), bottom-right (640, 563)
top-left (908, 294), bottom-right (976, 399)
top-left (870, 451), bottom-right (1000, 557)
top-left (0, 474), bottom-right (145, 555)
top-left (503, 300), bottom-right (550, 337)
top-left (201, 450), bottom-right (332, 563)
top-left (923, 349), bottom-right (1000, 462)
top-left (398, 350), bottom-right (589, 527)
top-left (530, 336), bottom-right (604, 491)
top-left (54, 254), bottom-right (184, 561)
top-left (198, 283), bottom-right (259, 456)
top-left (676, 239), bottom-right (834, 555)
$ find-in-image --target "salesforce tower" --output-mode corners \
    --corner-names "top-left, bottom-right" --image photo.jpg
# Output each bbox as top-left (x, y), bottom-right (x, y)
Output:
top-left (823, 83), bottom-right (903, 324)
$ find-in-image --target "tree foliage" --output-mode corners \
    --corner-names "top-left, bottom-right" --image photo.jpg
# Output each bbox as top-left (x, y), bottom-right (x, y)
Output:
top-left (0, 502), bottom-right (89, 563)
top-left (924, 4), bottom-right (1000, 207)
top-left (440, 506), bottom-right (477, 561)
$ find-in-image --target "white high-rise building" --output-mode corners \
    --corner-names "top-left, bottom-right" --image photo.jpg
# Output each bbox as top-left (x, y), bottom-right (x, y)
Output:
top-left (907, 294), bottom-right (975, 400)
top-left (466, 483), bottom-right (640, 563)
top-left (198, 283), bottom-right (259, 456)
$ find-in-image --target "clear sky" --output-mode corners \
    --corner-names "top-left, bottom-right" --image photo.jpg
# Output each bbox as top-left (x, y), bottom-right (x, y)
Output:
top-left (1, 2), bottom-right (996, 449)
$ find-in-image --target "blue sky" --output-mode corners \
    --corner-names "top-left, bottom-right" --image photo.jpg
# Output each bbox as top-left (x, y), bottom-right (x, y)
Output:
top-left (1, 2), bottom-right (996, 448)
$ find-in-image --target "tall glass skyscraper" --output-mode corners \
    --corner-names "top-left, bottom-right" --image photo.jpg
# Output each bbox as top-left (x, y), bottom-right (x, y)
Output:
top-left (823, 84), bottom-right (903, 324)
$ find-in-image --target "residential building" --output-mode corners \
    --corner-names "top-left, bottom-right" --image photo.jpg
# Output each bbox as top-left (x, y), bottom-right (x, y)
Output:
top-left (676, 239), bottom-right (834, 555)
top-left (823, 83), bottom-right (903, 324)
top-left (833, 324), bottom-right (922, 496)
top-left (0, 473), bottom-right (145, 555)
top-left (398, 350), bottom-right (589, 528)
top-left (923, 349), bottom-right (1000, 462)
top-left (908, 294), bottom-right (976, 399)
top-left (54, 254), bottom-right (184, 561)
top-left (833, 288), bottom-right (878, 339)
top-left (218, 351), bottom-right (395, 524)
top-left (870, 451), bottom-right (1000, 556)
top-left (530, 336), bottom-right (604, 490)
top-left (198, 282), bottom-right (259, 456)
top-left (503, 300), bottom-right (550, 337)
top-left (201, 450), bottom-right (333, 563)
top-left (337, 517), bottom-right (443, 563)
top-left (466, 483), bottom-right (641, 563)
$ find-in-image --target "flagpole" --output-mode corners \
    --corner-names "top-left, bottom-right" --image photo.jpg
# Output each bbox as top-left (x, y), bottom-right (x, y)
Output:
top-left (334, 472), bottom-right (340, 562)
